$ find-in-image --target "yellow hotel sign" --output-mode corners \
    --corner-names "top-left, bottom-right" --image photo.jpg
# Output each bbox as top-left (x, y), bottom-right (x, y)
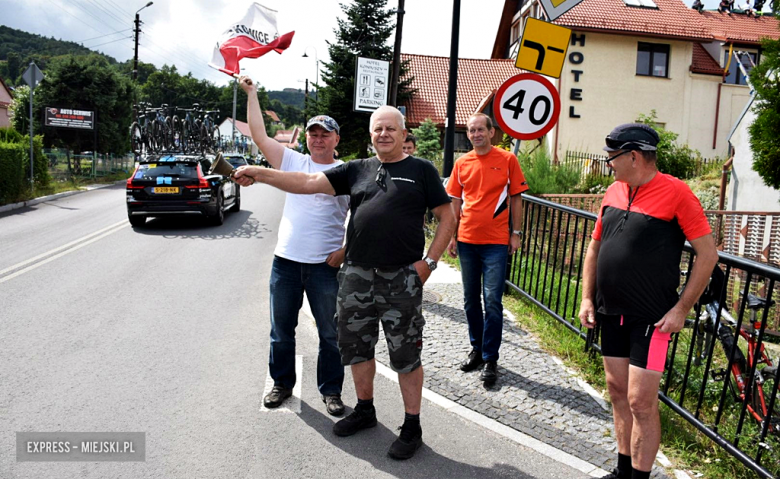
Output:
top-left (515, 18), bottom-right (572, 79)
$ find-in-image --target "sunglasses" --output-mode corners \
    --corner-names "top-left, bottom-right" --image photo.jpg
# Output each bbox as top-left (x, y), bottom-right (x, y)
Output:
top-left (605, 150), bottom-right (631, 165)
top-left (376, 163), bottom-right (387, 189)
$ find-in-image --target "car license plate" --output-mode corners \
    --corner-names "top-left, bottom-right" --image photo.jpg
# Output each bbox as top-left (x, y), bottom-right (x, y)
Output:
top-left (153, 187), bottom-right (179, 194)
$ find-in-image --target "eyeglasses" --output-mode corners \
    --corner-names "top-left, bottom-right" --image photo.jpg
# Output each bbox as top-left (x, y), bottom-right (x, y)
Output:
top-left (376, 163), bottom-right (387, 189)
top-left (605, 150), bottom-right (631, 165)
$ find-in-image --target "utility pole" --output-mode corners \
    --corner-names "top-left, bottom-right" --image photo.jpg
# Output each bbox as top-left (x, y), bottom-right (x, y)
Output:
top-left (133, 2), bottom-right (153, 121)
top-left (442, 0), bottom-right (461, 178)
top-left (232, 78), bottom-right (237, 151)
top-left (390, 0), bottom-right (405, 107)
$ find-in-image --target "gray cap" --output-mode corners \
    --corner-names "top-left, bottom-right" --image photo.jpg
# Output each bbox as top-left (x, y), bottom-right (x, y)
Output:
top-left (306, 115), bottom-right (340, 135)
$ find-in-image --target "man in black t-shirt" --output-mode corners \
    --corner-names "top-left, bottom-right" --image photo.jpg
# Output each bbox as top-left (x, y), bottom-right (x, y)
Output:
top-left (234, 106), bottom-right (456, 461)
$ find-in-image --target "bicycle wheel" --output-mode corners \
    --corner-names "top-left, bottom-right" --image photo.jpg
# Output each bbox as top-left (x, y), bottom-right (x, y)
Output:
top-left (149, 120), bottom-right (161, 153)
top-left (754, 368), bottom-right (780, 435)
top-left (181, 121), bottom-right (189, 152)
top-left (130, 122), bottom-right (143, 155)
top-left (199, 123), bottom-right (208, 154)
top-left (164, 117), bottom-right (174, 151)
top-left (171, 116), bottom-right (181, 151)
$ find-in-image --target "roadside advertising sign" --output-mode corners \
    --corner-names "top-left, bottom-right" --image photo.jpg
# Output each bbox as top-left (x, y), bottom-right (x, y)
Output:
top-left (45, 108), bottom-right (95, 130)
top-left (493, 73), bottom-right (560, 140)
top-left (354, 57), bottom-right (390, 113)
top-left (538, 0), bottom-right (586, 20)
top-left (515, 18), bottom-right (571, 79)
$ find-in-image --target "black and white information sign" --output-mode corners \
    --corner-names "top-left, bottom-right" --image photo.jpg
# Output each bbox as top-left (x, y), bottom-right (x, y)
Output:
top-left (353, 57), bottom-right (390, 113)
top-left (45, 107), bottom-right (94, 130)
top-left (493, 73), bottom-right (560, 140)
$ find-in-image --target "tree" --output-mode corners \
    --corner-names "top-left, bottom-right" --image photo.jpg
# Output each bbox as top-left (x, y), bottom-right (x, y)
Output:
top-left (30, 54), bottom-right (134, 154)
top-left (749, 37), bottom-right (780, 190)
top-left (318, 0), bottom-right (395, 158)
top-left (412, 118), bottom-right (442, 172)
top-left (636, 110), bottom-right (699, 179)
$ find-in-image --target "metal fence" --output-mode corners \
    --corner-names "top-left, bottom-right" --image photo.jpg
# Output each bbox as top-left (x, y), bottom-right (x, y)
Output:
top-left (508, 194), bottom-right (780, 479)
top-left (44, 148), bottom-right (134, 182)
top-left (563, 150), bottom-right (723, 180)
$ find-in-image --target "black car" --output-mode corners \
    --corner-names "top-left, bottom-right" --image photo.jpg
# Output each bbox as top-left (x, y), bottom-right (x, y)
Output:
top-left (126, 154), bottom-right (240, 227)
top-left (222, 154), bottom-right (249, 169)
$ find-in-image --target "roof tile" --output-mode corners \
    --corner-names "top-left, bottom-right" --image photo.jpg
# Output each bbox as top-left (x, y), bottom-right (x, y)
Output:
top-left (400, 53), bottom-right (522, 129)
top-left (691, 42), bottom-right (723, 75)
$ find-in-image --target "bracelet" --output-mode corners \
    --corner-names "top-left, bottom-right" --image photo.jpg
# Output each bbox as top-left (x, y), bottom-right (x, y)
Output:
top-left (512, 230), bottom-right (523, 236)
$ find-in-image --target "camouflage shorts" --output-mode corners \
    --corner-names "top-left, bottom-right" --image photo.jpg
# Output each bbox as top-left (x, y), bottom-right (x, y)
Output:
top-left (336, 263), bottom-right (425, 374)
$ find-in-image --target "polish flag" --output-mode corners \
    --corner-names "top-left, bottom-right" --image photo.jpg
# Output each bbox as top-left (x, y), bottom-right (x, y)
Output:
top-left (208, 3), bottom-right (295, 77)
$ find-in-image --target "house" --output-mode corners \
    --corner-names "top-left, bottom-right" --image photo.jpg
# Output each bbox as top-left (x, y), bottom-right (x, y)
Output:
top-left (217, 118), bottom-right (258, 155)
top-left (273, 126), bottom-right (301, 149)
top-left (264, 110), bottom-right (281, 125)
top-left (491, 0), bottom-right (779, 161)
top-left (399, 53), bottom-right (521, 150)
top-left (0, 76), bottom-right (12, 128)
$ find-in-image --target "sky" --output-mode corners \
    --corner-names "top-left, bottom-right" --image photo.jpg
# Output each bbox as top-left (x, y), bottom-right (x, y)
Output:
top-left (0, 0), bottom-right (766, 92)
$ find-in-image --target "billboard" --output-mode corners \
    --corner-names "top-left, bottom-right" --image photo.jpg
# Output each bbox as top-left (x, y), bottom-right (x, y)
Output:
top-left (45, 108), bottom-right (94, 130)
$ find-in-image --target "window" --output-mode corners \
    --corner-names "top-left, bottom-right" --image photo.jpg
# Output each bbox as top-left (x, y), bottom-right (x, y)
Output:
top-left (623, 0), bottom-right (658, 7)
top-left (636, 42), bottom-right (670, 78)
top-left (724, 51), bottom-right (757, 85)
top-left (511, 21), bottom-right (521, 45)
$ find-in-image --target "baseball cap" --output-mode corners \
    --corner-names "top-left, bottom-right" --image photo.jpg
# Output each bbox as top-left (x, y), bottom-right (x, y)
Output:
top-left (306, 115), bottom-right (340, 135)
top-left (603, 123), bottom-right (659, 152)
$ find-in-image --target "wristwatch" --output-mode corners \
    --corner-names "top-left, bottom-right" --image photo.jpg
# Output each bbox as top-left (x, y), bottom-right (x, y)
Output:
top-left (423, 256), bottom-right (437, 272)
top-left (512, 230), bottom-right (523, 236)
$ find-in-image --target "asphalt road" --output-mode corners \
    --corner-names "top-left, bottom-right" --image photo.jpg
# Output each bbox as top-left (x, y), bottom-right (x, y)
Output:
top-left (0, 183), bottom-right (587, 479)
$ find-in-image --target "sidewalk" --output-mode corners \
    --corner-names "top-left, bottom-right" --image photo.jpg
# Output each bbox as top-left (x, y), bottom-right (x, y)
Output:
top-left (372, 263), bottom-right (675, 479)
top-left (0, 182), bottom-right (122, 215)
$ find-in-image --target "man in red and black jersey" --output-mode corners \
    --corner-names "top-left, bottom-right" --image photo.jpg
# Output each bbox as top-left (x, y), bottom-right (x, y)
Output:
top-left (578, 124), bottom-right (718, 479)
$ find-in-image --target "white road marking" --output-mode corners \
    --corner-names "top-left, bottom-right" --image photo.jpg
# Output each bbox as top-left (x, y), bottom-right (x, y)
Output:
top-left (259, 355), bottom-right (302, 414)
top-left (0, 221), bottom-right (128, 284)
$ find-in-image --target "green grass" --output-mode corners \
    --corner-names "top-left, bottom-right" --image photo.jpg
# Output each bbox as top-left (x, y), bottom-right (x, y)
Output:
top-left (3, 169), bottom-right (131, 206)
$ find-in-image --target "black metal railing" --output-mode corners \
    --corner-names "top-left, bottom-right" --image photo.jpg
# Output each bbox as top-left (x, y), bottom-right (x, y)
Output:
top-left (508, 194), bottom-right (780, 479)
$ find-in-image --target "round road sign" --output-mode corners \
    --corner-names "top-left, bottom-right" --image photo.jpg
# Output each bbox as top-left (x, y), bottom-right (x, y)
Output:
top-left (493, 73), bottom-right (561, 140)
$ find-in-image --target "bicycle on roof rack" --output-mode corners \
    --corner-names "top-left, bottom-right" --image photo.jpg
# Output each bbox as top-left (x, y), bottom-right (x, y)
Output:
top-left (687, 266), bottom-right (780, 437)
top-left (131, 103), bottom-right (221, 156)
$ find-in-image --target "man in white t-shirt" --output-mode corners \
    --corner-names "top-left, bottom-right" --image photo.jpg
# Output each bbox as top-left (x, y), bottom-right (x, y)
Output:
top-left (240, 76), bottom-right (349, 416)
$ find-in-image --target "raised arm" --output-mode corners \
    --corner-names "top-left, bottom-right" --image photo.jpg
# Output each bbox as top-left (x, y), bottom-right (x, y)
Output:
top-left (239, 76), bottom-right (285, 169)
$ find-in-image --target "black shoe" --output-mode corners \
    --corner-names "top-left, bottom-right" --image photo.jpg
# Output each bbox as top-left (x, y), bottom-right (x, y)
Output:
top-left (263, 386), bottom-right (292, 408)
top-left (322, 394), bottom-right (345, 417)
top-left (480, 361), bottom-right (498, 384)
top-left (459, 348), bottom-right (484, 372)
top-left (388, 421), bottom-right (423, 460)
top-left (333, 405), bottom-right (377, 436)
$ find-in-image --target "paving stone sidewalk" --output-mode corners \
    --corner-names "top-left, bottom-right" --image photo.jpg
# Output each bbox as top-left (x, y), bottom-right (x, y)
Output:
top-left (374, 275), bottom-right (672, 479)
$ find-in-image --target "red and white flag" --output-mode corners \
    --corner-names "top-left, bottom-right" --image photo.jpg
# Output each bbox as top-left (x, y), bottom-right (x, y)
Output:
top-left (208, 3), bottom-right (295, 77)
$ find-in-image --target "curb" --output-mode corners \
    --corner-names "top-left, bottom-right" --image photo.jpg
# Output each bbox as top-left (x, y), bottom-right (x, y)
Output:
top-left (0, 180), bottom-right (125, 214)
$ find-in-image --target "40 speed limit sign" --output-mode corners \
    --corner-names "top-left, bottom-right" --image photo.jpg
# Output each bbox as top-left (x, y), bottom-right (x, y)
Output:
top-left (493, 73), bottom-right (561, 140)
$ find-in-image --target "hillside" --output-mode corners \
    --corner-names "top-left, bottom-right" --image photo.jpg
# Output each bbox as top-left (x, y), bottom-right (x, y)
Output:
top-left (269, 89), bottom-right (307, 110)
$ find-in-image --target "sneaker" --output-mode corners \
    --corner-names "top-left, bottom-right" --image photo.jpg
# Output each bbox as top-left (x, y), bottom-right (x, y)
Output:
top-left (263, 386), bottom-right (292, 408)
top-left (333, 405), bottom-right (377, 437)
top-left (322, 394), bottom-right (345, 417)
top-left (387, 421), bottom-right (423, 460)
top-left (599, 469), bottom-right (622, 479)
top-left (459, 348), bottom-right (484, 372)
top-left (480, 360), bottom-right (498, 384)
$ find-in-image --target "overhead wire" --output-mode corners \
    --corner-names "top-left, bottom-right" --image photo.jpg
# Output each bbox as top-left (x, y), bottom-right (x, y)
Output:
top-left (79, 28), bottom-right (132, 44)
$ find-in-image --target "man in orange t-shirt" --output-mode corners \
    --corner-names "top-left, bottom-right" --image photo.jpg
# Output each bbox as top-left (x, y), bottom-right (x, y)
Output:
top-left (445, 113), bottom-right (529, 386)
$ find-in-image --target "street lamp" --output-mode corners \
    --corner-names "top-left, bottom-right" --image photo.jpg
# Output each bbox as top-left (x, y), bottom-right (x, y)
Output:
top-left (133, 2), bottom-right (153, 82)
top-left (302, 46), bottom-right (319, 102)
top-left (232, 68), bottom-right (246, 151)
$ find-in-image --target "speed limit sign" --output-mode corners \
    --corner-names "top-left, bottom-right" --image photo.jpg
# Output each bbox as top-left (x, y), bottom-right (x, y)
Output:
top-left (493, 73), bottom-right (561, 140)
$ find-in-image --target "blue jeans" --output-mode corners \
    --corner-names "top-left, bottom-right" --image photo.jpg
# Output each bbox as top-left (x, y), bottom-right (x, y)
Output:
top-left (269, 256), bottom-right (344, 396)
top-left (457, 242), bottom-right (509, 362)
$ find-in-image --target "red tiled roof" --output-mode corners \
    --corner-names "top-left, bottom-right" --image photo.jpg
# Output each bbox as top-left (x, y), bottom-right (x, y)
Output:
top-left (698, 10), bottom-right (780, 43)
top-left (691, 42), bottom-right (723, 75)
top-left (264, 110), bottom-right (280, 122)
top-left (555, 0), bottom-right (713, 40)
top-left (274, 130), bottom-right (293, 142)
top-left (400, 53), bottom-right (522, 129)
top-left (226, 118), bottom-right (252, 138)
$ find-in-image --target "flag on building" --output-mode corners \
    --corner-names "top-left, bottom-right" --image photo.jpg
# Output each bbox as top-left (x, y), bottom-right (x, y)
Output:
top-left (209, 3), bottom-right (295, 77)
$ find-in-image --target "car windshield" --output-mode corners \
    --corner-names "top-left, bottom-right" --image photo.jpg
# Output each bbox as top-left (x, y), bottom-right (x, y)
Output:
top-left (135, 163), bottom-right (198, 181)
top-left (226, 157), bottom-right (246, 167)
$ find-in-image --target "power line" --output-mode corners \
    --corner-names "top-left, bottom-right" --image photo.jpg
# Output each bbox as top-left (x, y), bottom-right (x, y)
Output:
top-left (87, 35), bottom-right (133, 49)
top-left (79, 28), bottom-right (132, 44)
top-left (62, 0), bottom-right (120, 35)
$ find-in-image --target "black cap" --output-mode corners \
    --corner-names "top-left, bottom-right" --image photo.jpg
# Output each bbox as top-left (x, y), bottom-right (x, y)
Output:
top-left (603, 123), bottom-right (659, 152)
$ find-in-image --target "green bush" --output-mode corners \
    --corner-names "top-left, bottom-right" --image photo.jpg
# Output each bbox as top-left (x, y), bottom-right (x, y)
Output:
top-left (0, 142), bottom-right (26, 204)
top-left (636, 111), bottom-right (699, 179)
top-left (518, 149), bottom-right (581, 195)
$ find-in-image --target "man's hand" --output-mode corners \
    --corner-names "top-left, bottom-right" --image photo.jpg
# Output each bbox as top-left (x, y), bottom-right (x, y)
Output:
top-left (413, 259), bottom-right (432, 285)
top-left (239, 75), bottom-right (255, 94)
top-left (654, 305), bottom-right (688, 334)
top-left (325, 247), bottom-right (346, 268)
top-left (447, 237), bottom-right (458, 258)
top-left (509, 233), bottom-right (521, 255)
top-left (578, 298), bottom-right (596, 329)
top-left (234, 165), bottom-right (260, 187)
